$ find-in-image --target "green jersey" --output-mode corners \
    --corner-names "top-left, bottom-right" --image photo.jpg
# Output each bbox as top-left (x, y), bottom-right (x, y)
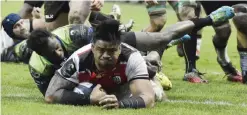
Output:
top-left (28, 24), bottom-right (93, 95)
top-left (1, 40), bottom-right (32, 64)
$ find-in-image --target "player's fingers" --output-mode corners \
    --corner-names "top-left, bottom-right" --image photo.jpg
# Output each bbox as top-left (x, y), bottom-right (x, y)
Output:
top-left (99, 95), bottom-right (112, 102)
top-left (102, 103), bottom-right (119, 109)
top-left (95, 3), bottom-right (101, 10)
top-left (101, 95), bottom-right (117, 100)
top-left (94, 84), bottom-right (102, 89)
top-left (99, 98), bottom-right (111, 105)
top-left (91, 0), bottom-right (98, 6)
top-left (99, 96), bottom-right (117, 105)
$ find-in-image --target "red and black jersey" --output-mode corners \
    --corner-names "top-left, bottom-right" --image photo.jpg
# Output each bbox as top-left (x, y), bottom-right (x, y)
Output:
top-left (57, 43), bottom-right (149, 92)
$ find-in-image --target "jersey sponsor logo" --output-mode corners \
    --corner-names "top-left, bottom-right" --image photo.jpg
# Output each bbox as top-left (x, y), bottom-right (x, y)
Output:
top-left (70, 30), bottom-right (76, 36)
top-left (61, 59), bottom-right (76, 78)
top-left (45, 14), bottom-right (53, 19)
top-left (112, 75), bottom-right (122, 84)
top-left (30, 68), bottom-right (41, 79)
top-left (69, 25), bottom-right (89, 46)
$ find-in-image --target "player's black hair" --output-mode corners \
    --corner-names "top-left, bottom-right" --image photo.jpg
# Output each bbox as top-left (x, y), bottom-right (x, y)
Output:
top-left (92, 19), bottom-right (121, 45)
top-left (27, 29), bottom-right (52, 55)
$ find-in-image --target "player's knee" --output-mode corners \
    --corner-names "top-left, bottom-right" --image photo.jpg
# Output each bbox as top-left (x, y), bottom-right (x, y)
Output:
top-left (214, 23), bottom-right (231, 39)
top-left (232, 4), bottom-right (247, 13)
top-left (45, 95), bottom-right (55, 104)
top-left (150, 15), bottom-right (166, 32)
top-left (69, 10), bottom-right (83, 24)
top-left (69, 1), bottom-right (91, 24)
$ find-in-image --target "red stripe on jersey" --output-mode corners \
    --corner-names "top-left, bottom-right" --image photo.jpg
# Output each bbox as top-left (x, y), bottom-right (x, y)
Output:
top-left (78, 63), bottom-right (128, 91)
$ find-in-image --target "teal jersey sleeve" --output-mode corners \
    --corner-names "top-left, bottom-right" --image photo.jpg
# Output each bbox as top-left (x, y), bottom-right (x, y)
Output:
top-left (52, 24), bottom-right (93, 54)
top-left (1, 40), bottom-right (32, 64)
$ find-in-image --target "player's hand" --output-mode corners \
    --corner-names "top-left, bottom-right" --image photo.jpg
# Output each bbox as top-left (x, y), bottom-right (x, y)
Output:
top-left (145, 0), bottom-right (158, 6)
top-left (91, 0), bottom-right (104, 11)
top-left (90, 84), bottom-right (107, 105)
top-left (99, 94), bottom-right (119, 109)
top-left (144, 51), bottom-right (162, 71)
top-left (31, 7), bottom-right (42, 19)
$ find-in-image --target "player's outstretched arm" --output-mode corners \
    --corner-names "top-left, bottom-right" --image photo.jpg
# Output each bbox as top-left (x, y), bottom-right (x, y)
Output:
top-left (119, 52), bottom-right (155, 108)
top-left (44, 56), bottom-right (91, 105)
top-left (44, 72), bottom-right (91, 105)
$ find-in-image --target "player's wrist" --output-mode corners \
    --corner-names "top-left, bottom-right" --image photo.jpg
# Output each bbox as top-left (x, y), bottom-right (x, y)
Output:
top-left (118, 96), bottom-right (146, 109)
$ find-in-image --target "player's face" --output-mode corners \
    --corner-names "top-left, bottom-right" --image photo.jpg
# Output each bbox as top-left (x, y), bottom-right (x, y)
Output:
top-left (92, 40), bottom-right (121, 71)
top-left (42, 37), bottom-right (65, 65)
top-left (13, 19), bottom-right (30, 38)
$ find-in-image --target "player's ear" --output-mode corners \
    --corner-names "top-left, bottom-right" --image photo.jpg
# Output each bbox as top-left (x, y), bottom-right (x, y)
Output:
top-left (118, 45), bottom-right (121, 54)
top-left (91, 43), bottom-right (95, 53)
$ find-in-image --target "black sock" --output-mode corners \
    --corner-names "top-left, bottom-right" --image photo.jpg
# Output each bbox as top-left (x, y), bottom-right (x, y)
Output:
top-left (190, 17), bottom-right (213, 31)
top-left (238, 47), bottom-right (247, 83)
top-left (183, 32), bottom-right (197, 73)
top-left (213, 35), bottom-right (230, 66)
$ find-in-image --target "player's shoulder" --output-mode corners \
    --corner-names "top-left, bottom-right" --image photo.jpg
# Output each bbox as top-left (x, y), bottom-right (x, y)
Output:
top-left (66, 44), bottom-right (92, 65)
top-left (29, 52), bottom-right (53, 75)
top-left (73, 44), bottom-right (92, 57)
top-left (119, 43), bottom-right (138, 62)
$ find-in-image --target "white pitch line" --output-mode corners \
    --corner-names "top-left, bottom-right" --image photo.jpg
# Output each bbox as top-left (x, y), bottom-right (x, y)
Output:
top-left (166, 99), bottom-right (247, 107)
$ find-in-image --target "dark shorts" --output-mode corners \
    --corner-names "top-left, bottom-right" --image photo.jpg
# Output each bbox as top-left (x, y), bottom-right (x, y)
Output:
top-left (201, 1), bottom-right (247, 15)
top-left (24, 0), bottom-right (44, 7)
top-left (44, 1), bottom-right (70, 22)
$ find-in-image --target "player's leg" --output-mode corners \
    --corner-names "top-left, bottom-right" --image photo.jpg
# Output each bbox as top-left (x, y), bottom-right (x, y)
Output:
top-left (212, 22), bottom-right (242, 82)
top-left (232, 4), bottom-right (247, 84)
top-left (44, 1), bottom-right (70, 31)
top-left (201, 1), bottom-right (242, 82)
top-left (121, 5), bottom-right (235, 52)
top-left (68, 0), bottom-right (91, 24)
top-left (170, 1), bottom-right (203, 60)
top-left (144, 51), bottom-right (172, 90)
top-left (171, 1), bottom-right (206, 83)
top-left (143, 1), bottom-right (167, 32)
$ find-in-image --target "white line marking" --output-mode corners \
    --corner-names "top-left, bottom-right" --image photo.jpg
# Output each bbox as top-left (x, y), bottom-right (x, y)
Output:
top-left (166, 99), bottom-right (247, 107)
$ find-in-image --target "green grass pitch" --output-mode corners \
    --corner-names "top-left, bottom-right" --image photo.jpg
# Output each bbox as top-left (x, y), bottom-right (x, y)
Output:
top-left (1, 1), bottom-right (247, 115)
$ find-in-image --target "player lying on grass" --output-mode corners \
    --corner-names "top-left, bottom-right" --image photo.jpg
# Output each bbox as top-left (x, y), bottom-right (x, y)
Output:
top-left (1, 7), bottom-right (133, 63)
top-left (43, 6), bottom-right (236, 109)
top-left (2, 6), bottom-right (133, 41)
top-left (27, 22), bottom-right (186, 96)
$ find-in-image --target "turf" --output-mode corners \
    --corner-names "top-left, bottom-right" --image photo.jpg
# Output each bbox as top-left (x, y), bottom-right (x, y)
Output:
top-left (1, 1), bottom-right (247, 115)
